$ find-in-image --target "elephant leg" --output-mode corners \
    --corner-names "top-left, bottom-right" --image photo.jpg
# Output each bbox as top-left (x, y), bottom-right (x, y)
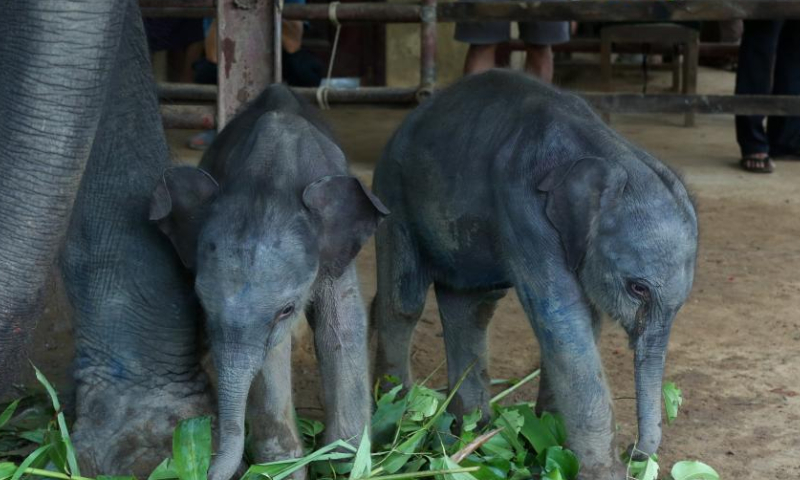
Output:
top-left (247, 334), bottom-right (304, 475)
top-left (435, 284), bottom-right (506, 425)
top-left (307, 264), bottom-right (371, 447)
top-left (536, 308), bottom-right (603, 416)
top-left (373, 219), bottom-right (430, 389)
top-left (0, 0), bottom-right (126, 393)
top-left (512, 274), bottom-right (622, 479)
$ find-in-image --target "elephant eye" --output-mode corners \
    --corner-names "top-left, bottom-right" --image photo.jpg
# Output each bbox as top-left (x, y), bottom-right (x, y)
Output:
top-left (628, 281), bottom-right (650, 299)
top-left (276, 304), bottom-right (295, 320)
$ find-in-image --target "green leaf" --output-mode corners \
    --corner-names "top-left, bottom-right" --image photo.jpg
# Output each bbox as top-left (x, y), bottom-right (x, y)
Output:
top-left (11, 443), bottom-right (50, 480)
top-left (662, 382), bottom-right (683, 425)
top-left (297, 418), bottom-right (324, 439)
top-left (478, 433), bottom-right (514, 461)
top-left (492, 409), bottom-right (525, 459)
top-left (99, 476), bottom-right (137, 480)
top-left (44, 430), bottom-right (68, 473)
top-left (429, 456), bottom-right (478, 480)
top-left (0, 402), bottom-right (20, 430)
top-left (16, 430), bottom-right (45, 445)
top-left (461, 410), bottom-right (481, 433)
top-left (540, 413), bottom-right (567, 446)
top-left (350, 426), bottom-right (372, 479)
top-left (670, 461), bottom-right (720, 480)
top-left (372, 385), bottom-right (408, 446)
top-left (0, 462), bottom-right (16, 480)
top-left (541, 468), bottom-right (564, 480)
top-left (147, 458), bottom-right (179, 480)
top-left (381, 429), bottom-right (427, 473)
top-left (172, 416), bottom-right (212, 480)
top-left (33, 366), bottom-right (80, 477)
top-left (635, 456), bottom-right (659, 480)
top-left (542, 447), bottom-right (579, 480)
top-left (507, 405), bottom-right (558, 453)
top-left (406, 386), bottom-right (443, 422)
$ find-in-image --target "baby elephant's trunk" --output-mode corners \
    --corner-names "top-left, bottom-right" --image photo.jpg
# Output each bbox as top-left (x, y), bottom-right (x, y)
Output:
top-left (632, 317), bottom-right (673, 459)
top-left (209, 345), bottom-right (264, 480)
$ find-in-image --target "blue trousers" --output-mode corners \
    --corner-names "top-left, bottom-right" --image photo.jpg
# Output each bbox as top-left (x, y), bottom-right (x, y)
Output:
top-left (735, 20), bottom-right (800, 156)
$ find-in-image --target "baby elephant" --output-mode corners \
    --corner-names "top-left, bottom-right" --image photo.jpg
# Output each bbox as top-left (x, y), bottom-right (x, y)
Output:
top-left (372, 70), bottom-right (697, 479)
top-left (150, 85), bottom-right (387, 480)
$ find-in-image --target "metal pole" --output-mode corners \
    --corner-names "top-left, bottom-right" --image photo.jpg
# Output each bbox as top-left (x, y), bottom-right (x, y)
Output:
top-left (216, 0), bottom-right (275, 130)
top-left (419, 0), bottom-right (437, 99)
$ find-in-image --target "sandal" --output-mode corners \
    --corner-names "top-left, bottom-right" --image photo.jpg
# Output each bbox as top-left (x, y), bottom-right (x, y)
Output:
top-left (740, 154), bottom-right (774, 173)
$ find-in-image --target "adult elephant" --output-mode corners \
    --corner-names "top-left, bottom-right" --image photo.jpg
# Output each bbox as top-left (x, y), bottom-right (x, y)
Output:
top-left (0, 0), bottom-right (212, 476)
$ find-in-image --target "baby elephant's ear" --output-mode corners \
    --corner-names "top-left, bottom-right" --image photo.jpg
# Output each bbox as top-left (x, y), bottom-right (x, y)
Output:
top-left (537, 157), bottom-right (628, 272)
top-left (150, 166), bottom-right (219, 270)
top-left (303, 175), bottom-right (390, 278)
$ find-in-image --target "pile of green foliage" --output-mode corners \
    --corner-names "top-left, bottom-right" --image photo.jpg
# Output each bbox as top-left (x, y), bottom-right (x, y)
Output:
top-left (1, 367), bottom-right (718, 480)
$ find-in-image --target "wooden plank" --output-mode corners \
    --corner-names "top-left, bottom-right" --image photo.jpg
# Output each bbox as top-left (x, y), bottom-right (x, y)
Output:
top-left (439, 0), bottom-right (800, 22)
top-left (581, 93), bottom-right (800, 115)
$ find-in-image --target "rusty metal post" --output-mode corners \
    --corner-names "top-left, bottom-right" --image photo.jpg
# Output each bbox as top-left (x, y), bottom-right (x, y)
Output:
top-left (216, 0), bottom-right (275, 130)
top-left (419, 0), bottom-right (437, 99)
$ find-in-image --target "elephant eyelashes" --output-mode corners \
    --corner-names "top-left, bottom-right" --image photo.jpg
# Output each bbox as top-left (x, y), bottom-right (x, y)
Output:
top-left (628, 281), bottom-right (651, 300)
top-left (276, 304), bottom-right (295, 320)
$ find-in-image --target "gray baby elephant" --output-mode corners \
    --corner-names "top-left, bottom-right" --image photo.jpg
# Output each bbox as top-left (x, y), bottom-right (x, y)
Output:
top-left (150, 85), bottom-right (387, 480)
top-left (372, 70), bottom-right (697, 479)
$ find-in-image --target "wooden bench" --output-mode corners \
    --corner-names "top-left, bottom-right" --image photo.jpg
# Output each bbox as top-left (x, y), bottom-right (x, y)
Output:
top-left (601, 23), bottom-right (700, 126)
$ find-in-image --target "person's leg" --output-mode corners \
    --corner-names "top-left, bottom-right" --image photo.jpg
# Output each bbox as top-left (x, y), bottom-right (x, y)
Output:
top-left (518, 21), bottom-right (569, 83)
top-left (524, 45), bottom-right (554, 82)
top-left (735, 20), bottom-right (781, 171)
top-left (464, 44), bottom-right (498, 74)
top-left (767, 20), bottom-right (800, 157)
top-left (455, 6), bottom-right (509, 75)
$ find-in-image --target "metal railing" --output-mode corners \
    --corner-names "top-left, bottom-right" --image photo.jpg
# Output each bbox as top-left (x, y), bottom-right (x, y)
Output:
top-left (142, 0), bottom-right (800, 129)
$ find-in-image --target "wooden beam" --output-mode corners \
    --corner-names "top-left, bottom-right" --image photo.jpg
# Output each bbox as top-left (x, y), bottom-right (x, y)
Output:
top-left (438, 1), bottom-right (800, 22)
top-left (581, 93), bottom-right (800, 115)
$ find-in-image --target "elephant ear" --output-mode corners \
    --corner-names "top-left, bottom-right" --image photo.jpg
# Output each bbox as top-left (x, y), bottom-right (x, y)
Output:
top-left (302, 175), bottom-right (390, 278)
top-left (537, 157), bottom-right (628, 271)
top-left (150, 166), bottom-right (220, 270)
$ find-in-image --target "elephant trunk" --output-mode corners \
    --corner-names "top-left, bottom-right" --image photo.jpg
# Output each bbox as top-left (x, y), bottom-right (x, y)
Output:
top-left (209, 344), bottom-right (265, 480)
top-left (632, 316), bottom-right (673, 459)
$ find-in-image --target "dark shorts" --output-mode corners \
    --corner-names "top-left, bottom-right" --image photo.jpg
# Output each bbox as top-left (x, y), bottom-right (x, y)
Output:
top-left (454, 0), bottom-right (570, 46)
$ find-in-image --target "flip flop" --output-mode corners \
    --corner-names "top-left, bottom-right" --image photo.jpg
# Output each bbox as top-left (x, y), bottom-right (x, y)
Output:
top-left (740, 154), bottom-right (774, 173)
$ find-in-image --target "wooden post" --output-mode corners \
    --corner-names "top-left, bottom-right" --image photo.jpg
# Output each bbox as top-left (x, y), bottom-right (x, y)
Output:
top-left (683, 36), bottom-right (699, 127)
top-left (216, 0), bottom-right (275, 130)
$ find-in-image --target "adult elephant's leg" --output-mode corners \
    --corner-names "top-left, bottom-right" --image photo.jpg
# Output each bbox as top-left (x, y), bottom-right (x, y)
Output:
top-left (63, 1), bottom-right (211, 476)
top-left (0, 0), bottom-right (126, 394)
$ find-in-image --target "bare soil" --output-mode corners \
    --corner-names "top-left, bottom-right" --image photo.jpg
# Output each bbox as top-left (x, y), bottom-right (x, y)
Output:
top-left (19, 64), bottom-right (800, 478)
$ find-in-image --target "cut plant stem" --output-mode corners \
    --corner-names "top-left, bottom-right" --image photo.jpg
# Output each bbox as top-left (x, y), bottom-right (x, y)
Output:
top-left (362, 467), bottom-right (480, 480)
top-left (490, 369), bottom-right (540, 405)
top-left (22, 468), bottom-right (95, 480)
top-left (450, 428), bottom-right (504, 463)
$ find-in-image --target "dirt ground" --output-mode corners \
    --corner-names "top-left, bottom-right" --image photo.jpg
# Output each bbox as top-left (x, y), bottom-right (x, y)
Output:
top-left (20, 62), bottom-right (800, 478)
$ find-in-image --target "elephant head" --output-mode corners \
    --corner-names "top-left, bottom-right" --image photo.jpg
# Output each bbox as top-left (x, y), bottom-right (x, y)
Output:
top-left (150, 162), bottom-right (386, 480)
top-left (539, 156), bottom-right (698, 458)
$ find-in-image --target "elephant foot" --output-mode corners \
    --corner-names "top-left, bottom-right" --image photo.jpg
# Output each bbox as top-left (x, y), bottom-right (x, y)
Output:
top-left (249, 437), bottom-right (306, 480)
top-left (577, 461), bottom-right (627, 480)
top-left (73, 380), bottom-right (212, 478)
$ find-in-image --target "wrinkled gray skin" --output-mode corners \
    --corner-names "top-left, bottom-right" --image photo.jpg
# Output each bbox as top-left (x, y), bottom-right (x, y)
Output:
top-left (373, 70), bottom-right (698, 479)
top-left (150, 85), bottom-right (387, 480)
top-left (0, 0), bottom-right (213, 477)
